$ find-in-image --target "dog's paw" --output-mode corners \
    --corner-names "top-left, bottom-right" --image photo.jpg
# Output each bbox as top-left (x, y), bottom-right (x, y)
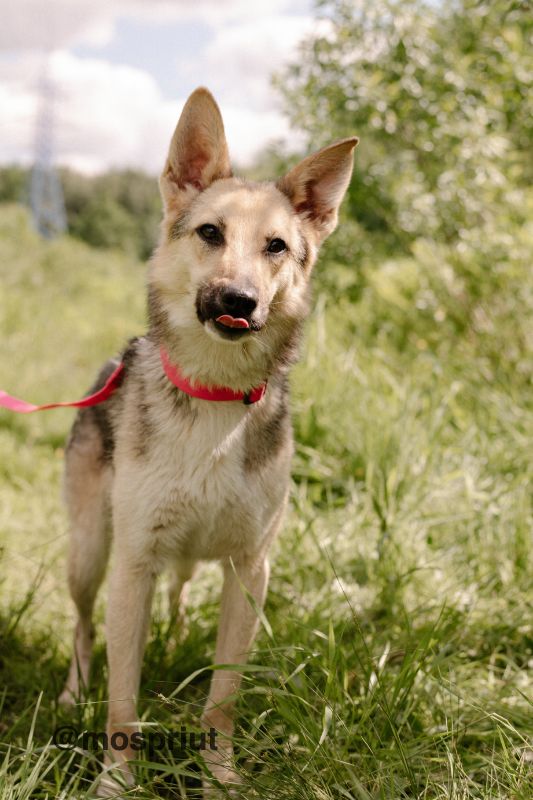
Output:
top-left (58, 686), bottom-right (78, 708)
top-left (202, 745), bottom-right (244, 798)
top-left (96, 764), bottom-right (135, 798)
top-left (96, 776), bottom-right (122, 798)
top-left (202, 774), bottom-right (243, 800)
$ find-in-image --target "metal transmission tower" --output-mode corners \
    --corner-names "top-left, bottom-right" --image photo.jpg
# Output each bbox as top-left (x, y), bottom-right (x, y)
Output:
top-left (30, 68), bottom-right (67, 239)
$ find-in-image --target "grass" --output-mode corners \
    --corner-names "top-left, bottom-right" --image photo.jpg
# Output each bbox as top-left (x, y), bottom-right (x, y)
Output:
top-left (0, 204), bottom-right (531, 798)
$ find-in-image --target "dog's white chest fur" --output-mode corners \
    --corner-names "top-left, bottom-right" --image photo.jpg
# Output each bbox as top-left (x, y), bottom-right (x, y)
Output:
top-left (112, 394), bottom-right (272, 567)
top-left (160, 399), bottom-right (247, 498)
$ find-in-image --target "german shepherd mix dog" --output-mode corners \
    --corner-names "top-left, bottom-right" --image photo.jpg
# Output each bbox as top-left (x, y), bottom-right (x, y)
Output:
top-left (60, 87), bottom-right (357, 794)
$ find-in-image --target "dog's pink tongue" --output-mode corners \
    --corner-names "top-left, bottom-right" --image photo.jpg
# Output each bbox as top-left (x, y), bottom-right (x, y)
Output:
top-left (216, 314), bottom-right (250, 329)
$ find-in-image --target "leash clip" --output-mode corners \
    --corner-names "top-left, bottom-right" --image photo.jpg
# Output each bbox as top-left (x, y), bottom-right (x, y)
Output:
top-left (243, 382), bottom-right (267, 405)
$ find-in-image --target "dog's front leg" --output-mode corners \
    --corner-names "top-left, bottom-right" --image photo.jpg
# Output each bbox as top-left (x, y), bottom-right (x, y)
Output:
top-left (201, 554), bottom-right (270, 792)
top-left (100, 560), bottom-right (155, 794)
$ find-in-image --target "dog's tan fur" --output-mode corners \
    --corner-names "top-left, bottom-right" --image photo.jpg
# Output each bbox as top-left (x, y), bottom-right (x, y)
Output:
top-left (60, 87), bottom-right (356, 794)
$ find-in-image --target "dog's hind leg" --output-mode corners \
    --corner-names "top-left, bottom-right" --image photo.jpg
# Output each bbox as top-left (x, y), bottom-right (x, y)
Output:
top-left (59, 412), bottom-right (112, 706)
top-left (168, 558), bottom-right (197, 638)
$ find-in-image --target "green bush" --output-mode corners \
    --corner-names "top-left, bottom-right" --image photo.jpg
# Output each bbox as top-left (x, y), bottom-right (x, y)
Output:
top-left (277, 0), bottom-right (531, 247)
top-left (0, 166), bottom-right (162, 260)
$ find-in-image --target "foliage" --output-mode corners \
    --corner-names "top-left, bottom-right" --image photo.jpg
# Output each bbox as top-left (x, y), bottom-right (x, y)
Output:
top-left (0, 166), bottom-right (161, 260)
top-left (276, 0), bottom-right (532, 402)
top-left (63, 169), bottom-right (162, 259)
top-left (277, 0), bottom-right (532, 248)
top-left (0, 165), bottom-right (28, 206)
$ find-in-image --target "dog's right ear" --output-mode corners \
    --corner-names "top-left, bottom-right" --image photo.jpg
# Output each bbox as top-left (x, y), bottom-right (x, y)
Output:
top-left (160, 87), bottom-right (231, 214)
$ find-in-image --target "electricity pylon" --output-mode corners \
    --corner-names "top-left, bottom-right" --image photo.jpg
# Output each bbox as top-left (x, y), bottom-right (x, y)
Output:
top-left (30, 67), bottom-right (67, 239)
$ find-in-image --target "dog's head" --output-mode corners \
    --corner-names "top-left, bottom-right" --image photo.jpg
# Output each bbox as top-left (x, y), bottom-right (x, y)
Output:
top-left (149, 87), bottom-right (357, 387)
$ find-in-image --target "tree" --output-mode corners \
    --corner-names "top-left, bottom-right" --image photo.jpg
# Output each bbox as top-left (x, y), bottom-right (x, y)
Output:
top-left (277, 0), bottom-right (532, 247)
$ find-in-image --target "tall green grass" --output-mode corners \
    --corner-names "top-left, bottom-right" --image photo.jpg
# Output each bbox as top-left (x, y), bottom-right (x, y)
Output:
top-left (0, 205), bottom-right (531, 798)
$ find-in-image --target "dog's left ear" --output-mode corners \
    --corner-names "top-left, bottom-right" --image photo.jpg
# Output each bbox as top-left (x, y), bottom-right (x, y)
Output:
top-left (277, 137), bottom-right (358, 242)
top-left (160, 87), bottom-right (232, 213)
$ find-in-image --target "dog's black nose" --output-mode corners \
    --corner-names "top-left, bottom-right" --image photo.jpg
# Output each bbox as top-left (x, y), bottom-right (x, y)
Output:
top-left (220, 287), bottom-right (257, 318)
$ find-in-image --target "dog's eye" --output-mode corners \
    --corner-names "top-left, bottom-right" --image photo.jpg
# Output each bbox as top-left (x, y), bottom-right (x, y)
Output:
top-left (266, 238), bottom-right (287, 254)
top-left (197, 224), bottom-right (224, 245)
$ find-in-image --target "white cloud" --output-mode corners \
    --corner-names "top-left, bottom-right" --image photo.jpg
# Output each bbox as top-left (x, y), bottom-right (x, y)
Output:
top-left (128, 0), bottom-right (312, 26)
top-left (0, 50), bottom-right (300, 174)
top-left (0, 0), bottom-right (312, 51)
top-left (1, 0), bottom-right (115, 51)
top-left (0, 0), bottom-right (317, 173)
top-left (179, 14), bottom-right (317, 112)
top-left (53, 53), bottom-right (178, 174)
top-left (0, 51), bottom-right (179, 173)
top-left (222, 105), bottom-right (298, 164)
top-left (172, 12), bottom-right (325, 162)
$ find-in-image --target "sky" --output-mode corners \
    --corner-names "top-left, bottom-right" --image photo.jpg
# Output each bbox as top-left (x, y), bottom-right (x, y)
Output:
top-left (1, 0), bottom-right (322, 175)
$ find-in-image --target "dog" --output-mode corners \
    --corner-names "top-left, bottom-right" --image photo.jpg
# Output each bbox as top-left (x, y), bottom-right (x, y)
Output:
top-left (59, 87), bottom-right (357, 794)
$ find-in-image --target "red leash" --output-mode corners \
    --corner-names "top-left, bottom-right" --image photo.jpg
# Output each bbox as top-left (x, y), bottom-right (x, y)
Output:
top-left (0, 349), bottom-right (266, 413)
top-left (0, 362), bottom-right (125, 414)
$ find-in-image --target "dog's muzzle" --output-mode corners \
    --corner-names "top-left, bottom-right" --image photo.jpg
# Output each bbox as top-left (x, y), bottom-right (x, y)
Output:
top-left (196, 284), bottom-right (264, 339)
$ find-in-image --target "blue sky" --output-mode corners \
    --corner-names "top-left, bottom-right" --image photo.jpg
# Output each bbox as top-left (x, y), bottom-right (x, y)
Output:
top-left (0, 0), bottom-right (319, 174)
top-left (73, 17), bottom-right (213, 100)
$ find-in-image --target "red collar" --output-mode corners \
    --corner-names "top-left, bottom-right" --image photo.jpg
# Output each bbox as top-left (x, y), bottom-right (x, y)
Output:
top-left (160, 347), bottom-right (267, 405)
top-left (0, 349), bottom-right (266, 415)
